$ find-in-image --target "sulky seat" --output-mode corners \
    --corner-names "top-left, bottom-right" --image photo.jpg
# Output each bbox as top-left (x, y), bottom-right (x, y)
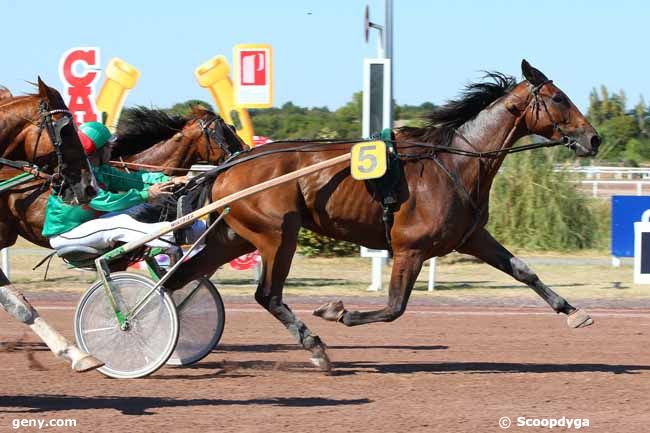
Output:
top-left (55, 245), bottom-right (104, 268)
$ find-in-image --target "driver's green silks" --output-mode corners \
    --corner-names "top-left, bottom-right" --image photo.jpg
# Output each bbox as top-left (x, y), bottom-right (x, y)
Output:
top-left (42, 164), bottom-right (171, 238)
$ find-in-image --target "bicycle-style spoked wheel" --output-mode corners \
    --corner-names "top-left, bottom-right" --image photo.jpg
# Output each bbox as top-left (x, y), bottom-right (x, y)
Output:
top-left (167, 278), bottom-right (225, 366)
top-left (75, 272), bottom-right (179, 379)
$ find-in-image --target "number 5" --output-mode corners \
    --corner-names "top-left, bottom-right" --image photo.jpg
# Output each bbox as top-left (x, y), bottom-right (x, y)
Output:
top-left (351, 141), bottom-right (387, 180)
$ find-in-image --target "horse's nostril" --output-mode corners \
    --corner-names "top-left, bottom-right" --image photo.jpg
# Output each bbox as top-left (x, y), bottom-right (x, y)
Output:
top-left (591, 135), bottom-right (601, 149)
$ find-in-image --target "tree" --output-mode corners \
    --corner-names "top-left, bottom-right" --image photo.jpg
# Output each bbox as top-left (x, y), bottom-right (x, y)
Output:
top-left (635, 95), bottom-right (647, 136)
top-left (597, 115), bottom-right (639, 161)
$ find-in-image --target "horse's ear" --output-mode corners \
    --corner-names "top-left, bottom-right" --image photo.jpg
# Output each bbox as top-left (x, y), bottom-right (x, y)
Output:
top-left (36, 76), bottom-right (66, 108)
top-left (521, 59), bottom-right (549, 86)
top-left (37, 76), bottom-right (50, 99)
top-left (0, 85), bottom-right (12, 100)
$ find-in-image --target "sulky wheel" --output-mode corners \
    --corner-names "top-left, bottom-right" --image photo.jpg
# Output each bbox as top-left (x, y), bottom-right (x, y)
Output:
top-left (166, 278), bottom-right (225, 366)
top-left (74, 272), bottom-right (179, 379)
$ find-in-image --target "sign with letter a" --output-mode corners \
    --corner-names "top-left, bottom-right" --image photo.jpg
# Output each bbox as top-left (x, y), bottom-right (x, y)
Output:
top-left (59, 47), bottom-right (101, 124)
top-left (233, 44), bottom-right (273, 108)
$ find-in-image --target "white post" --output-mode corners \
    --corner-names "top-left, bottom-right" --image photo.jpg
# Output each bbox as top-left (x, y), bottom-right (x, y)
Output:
top-left (254, 260), bottom-right (262, 283)
top-left (637, 182), bottom-right (642, 196)
top-left (592, 182), bottom-right (598, 198)
top-left (427, 257), bottom-right (436, 292)
top-left (1, 249), bottom-right (8, 280)
top-left (368, 257), bottom-right (385, 291)
top-left (612, 256), bottom-right (621, 267)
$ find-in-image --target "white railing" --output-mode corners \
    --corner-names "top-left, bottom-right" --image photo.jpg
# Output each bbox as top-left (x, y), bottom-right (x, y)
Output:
top-left (573, 180), bottom-right (650, 198)
top-left (555, 165), bottom-right (650, 180)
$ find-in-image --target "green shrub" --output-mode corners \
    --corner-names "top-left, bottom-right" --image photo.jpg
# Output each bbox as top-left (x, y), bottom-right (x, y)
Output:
top-left (488, 148), bottom-right (606, 251)
top-left (297, 229), bottom-right (359, 257)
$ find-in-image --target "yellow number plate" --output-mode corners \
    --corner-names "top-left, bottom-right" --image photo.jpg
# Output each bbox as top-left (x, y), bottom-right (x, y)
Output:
top-left (351, 141), bottom-right (387, 180)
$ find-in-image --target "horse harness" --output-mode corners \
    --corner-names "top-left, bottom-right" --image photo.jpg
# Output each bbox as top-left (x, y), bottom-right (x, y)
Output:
top-left (198, 115), bottom-right (242, 163)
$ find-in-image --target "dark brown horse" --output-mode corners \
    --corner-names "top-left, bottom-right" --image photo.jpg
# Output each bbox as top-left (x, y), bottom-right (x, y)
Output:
top-left (113, 105), bottom-right (248, 175)
top-left (0, 88), bottom-right (66, 169)
top-left (168, 60), bottom-right (600, 370)
top-left (0, 78), bottom-right (102, 372)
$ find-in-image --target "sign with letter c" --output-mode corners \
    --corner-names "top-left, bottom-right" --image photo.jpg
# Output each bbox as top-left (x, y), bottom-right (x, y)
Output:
top-left (59, 47), bottom-right (100, 124)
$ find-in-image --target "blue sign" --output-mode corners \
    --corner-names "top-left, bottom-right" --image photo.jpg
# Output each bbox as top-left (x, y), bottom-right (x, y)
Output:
top-left (611, 196), bottom-right (650, 257)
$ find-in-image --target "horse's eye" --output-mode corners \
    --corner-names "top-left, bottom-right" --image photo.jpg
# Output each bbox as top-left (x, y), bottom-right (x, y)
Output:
top-left (552, 93), bottom-right (565, 104)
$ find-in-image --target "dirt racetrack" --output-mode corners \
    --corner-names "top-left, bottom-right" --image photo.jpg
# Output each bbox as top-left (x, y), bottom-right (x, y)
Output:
top-left (0, 293), bottom-right (649, 433)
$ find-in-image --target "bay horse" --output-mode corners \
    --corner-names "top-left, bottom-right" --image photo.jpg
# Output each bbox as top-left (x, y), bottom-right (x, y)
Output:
top-left (0, 87), bottom-right (67, 169)
top-left (0, 78), bottom-right (102, 372)
top-left (167, 60), bottom-right (600, 370)
top-left (112, 105), bottom-right (248, 175)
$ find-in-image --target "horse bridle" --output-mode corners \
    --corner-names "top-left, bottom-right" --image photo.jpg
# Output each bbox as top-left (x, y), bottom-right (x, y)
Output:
top-left (35, 101), bottom-right (82, 201)
top-left (198, 116), bottom-right (241, 163)
top-left (528, 80), bottom-right (589, 154)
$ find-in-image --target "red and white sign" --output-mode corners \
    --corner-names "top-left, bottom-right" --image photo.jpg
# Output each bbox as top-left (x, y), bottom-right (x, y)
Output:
top-left (233, 44), bottom-right (273, 108)
top-left (253, 135), bottom-right (272, 146)
top-left (58, 47), bottom-right (101, 124)
top-left (229, 251), bottom-right (260, 271)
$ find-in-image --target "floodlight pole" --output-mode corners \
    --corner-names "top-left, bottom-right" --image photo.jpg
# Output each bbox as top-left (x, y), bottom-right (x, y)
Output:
top-left (385, 0), bottom-right (393, 126)
top-left (369, 0), bottom-right (393, 123)
top-left (363, 1), bottom-right (394, 291)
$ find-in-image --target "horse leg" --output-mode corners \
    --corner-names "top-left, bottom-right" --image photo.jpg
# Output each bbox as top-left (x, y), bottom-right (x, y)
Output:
top-left (252, 218), bottom-right (331, 371)
top-left (314, 248), bottom-right (425, 326)
top-left (0, 199), bottom-right (103, 371)
top-left (0, 269), bottom-right (104, 371)
top-left (456, 227), bottom-right (592, 328)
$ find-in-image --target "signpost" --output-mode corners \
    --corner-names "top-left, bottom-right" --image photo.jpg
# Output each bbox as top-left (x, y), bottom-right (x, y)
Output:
top-left (96, 58), bottom-right (140, 132)
top-left (361, 2), bottom-right (436, 292)
top-left (611, 196), bottom-right (650, 266)
top-left (362, 2), bottom-right (393, 292)
top-left (195, 55), bottom-right (255, 146)
top-left (58, 47), bottom-right (101, 124)
top-left (233, 44), bottom-right (273, 108)
top-left (634, 209), bottom-right (650, 283)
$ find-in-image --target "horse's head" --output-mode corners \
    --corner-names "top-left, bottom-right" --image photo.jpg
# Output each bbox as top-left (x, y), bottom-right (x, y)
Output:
top-left (510, 60), bottom-right (600, 157)
top-left (37, 77), bottom-right (97, 204)
top-left (187, 105), bottom-right (248, 164)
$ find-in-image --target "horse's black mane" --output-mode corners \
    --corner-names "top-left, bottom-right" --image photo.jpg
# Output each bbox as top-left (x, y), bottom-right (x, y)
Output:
top-left (113, 106), bottom-right (187, 158)
top-left (399, 72), bottom-right (517, 145)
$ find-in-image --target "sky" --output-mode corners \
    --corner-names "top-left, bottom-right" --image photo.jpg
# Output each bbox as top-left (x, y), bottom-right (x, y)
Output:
top-left (1, 0), bottom-right (648, 114)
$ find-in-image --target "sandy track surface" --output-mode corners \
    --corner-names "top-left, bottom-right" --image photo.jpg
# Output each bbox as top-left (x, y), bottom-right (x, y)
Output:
top-left (1, 294), bottom-right (649, 433)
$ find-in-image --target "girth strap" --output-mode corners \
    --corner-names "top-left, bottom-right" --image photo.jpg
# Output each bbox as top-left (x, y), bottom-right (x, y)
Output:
top-left (369, 128), bottom-right (402, 257)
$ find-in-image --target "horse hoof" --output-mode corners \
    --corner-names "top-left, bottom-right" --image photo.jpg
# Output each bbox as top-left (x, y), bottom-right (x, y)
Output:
top-left (72, 354), bottom-right (104, 372)
top-left (313, 300), bottom-right (345, 322)
top-left (310, 353), bottom-right (332, 372)
top-left (567, 309), bottom-right (594, 329)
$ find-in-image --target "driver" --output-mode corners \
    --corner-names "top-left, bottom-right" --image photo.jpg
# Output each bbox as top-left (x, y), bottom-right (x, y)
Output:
top-left (43, 122), bottom-right (195, 252)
